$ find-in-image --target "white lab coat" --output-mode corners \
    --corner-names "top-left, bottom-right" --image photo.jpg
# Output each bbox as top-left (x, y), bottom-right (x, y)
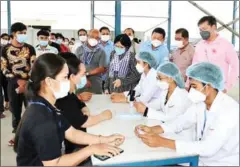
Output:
top-left (161, 92), bottom-right (239, 166)
top-left (147, 86), bottom-right (191, 123)
top-left (124, 68), bottom-right (162, 106)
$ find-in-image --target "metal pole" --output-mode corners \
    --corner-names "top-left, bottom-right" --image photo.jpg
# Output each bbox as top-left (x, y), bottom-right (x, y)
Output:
top-left (90, 1), bottom-right (95, 29)
top-left (232, 0), bottom-right (237, 46)
top-left (7, 0), bottom-right (11, 34)
top-left (95, 14), bottom-right (168, 19)
top-left (188, 1), bottom-right (239, 37)
top-left (167, 0), bottom-right (172, 51)
top-left (115, 1), bottom-right (121, 37)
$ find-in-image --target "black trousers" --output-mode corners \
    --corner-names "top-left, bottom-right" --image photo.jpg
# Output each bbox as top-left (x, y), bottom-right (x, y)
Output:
top-left (8, 78), bottom-right (27, 130)
top-left (2, 73), bottom-right (9, 102)
top-left (0, 74), bottom-right (4, 114)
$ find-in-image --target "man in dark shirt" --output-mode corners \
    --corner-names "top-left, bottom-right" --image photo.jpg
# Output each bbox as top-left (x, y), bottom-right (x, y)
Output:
top-left (1, 22), bottom-right (36, 134)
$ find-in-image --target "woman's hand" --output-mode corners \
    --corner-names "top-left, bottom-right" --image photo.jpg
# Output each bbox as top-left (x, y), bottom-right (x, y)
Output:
top-left (102, 134), bottom-right (125, 147)
top-left (135, 125), bottom-right (153, 137)
top-left (101, 110), bottom-right (112, 120)
top-left (78, 92), bottom-right (92, 102)
top-left (89, 143), bottom-right (121, 157)
top-left (113, 79), bottom-right (121, 88)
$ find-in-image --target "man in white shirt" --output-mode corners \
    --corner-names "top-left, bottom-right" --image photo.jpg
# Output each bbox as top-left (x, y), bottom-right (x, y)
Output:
top-left (35, 30), bottom-right (58, 57)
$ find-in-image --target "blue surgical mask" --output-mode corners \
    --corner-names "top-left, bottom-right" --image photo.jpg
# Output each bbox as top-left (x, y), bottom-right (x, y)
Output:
top-left (56, 39), bottom-right (63, 44)
top-left (114, 47), bottom-right (125, 56)
top-left (76, 76), bottom-right (87, 89)
top-left (39, 40), bottom-right (48, 46)
top-left (16, 34), bottom-right (27, 43)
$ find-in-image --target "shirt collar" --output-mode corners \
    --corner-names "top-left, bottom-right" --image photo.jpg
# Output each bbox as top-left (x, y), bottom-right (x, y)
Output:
top-left (30, 95), bottom-right (60, 112)
top-left (36, 45), bottom-right (50, 50)
top-left (203, 34), bottom-right (220, 45)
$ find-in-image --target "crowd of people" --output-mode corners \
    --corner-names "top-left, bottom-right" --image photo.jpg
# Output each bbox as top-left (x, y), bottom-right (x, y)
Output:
top-left (0, 15), bottom-right (239, 166)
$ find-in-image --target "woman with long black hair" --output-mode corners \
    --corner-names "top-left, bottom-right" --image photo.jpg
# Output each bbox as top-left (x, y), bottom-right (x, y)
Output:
top-left (14, 53), bottom-right (124, 166)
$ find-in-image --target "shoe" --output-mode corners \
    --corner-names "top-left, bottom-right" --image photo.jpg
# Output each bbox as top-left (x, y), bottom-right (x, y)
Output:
top-left (8, 139), bottom-right (14, 146)
top-left (0, 113), bottom-right (6, 119)
top-left (12, 129), bottom-right (16, 133)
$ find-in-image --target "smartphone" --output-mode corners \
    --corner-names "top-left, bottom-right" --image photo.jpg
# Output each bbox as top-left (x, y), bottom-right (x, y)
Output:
top-left (94, 148), bottom-right (124, 161)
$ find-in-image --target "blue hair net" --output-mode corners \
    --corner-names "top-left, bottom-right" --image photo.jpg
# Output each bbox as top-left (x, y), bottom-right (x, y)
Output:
top-left (137, 52), bottom-right (157, 69)
top-left (186, 62), bottom-right (224, 91)
top-left (157, 62), bottom-right (185, 88)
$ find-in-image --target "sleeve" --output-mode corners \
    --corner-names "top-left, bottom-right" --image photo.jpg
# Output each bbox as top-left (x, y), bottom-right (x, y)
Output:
top-left (99, 50), bottom-right (107, 67)
top-left (225, 43), bottom-right (239, 90)
top-left (75, 46), bottom-right (83, 60)
top-left (120, 53), bottom-right (141, 87)
top-left (31, 121), bottom-right (62, 161)
top-left (175, 113), bottom-right (238, 157)
top-left (161, 104), bottom-right (197, 133)
top-left (1, 46), bottom-right (14, 78)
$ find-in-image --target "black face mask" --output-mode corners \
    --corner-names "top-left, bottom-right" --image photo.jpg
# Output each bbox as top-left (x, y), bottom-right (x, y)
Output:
top-left (200, 31), bottom-right (211, 40)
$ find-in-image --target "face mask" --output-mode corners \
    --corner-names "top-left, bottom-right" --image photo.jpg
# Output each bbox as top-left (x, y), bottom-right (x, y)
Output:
top-left (1, 39), bottom-right (8, 45)
top-left (76, 76), bottom-right (87, 89)
top-left (151, 39), bottom-right (162, 47)
top-left (175, 40), bottom-right (184, 48)
top-left (39, 40), bottom-right (48, 47)
top-left (129, 36), bottom-right (134, 41)
top-left (79, 35), bottom-right (87, 42)
top-left (156, 80), bottom-right (169, 90)
top-left (188, 88), bottom-right (206, 103)
top-left (101, 35), bottom-right (110, 42)
top-left (16, 34), bottom-right (27, 43)
top-left (88, 38), bottom-right (98, 47)
top-left (136, 64), bottom-right (144, 73)
top-left (114, 46), bottom-right (125, 56)
top-left (200, 31), bottom-right (211, 40)
top-left (51, 80), bottom-right (70, 99)
top-left (56, 39), bottom-right (63, 44)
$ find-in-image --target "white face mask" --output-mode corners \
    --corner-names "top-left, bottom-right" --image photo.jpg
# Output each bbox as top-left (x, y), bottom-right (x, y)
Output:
top-left (129, 36), bottom-right (134, 41)
top-left (136, 64), bottom-right (144, 73)
top-left (188, 88), bottom-right (207, 103)
top-left (79, 36), bottom-right (87, 42)
top-left (88, 38), bottom-right (98, 47)
top-left (101, 35), bottom-right (110, 42)
top-left (1, 39), bottom-right (8, 45)
top-left (51, 80), bottom-right (70, 99)
top-left (151, 39), bottom-right (162, 47)
top-left (156, 80), bottom-right (169, 90)
top-left (175, 40), bottom-right (184, 48)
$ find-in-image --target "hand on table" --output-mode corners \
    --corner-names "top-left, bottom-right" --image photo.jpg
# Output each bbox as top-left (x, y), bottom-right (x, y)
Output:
top-left (103, 134), bottom-right (125, 147)
top-left (78, 92), bottom-right (92, 102)
top-left (133, 102), bottom-right (146, 114)
top-left (134, 125), bottom-right (154, 137)
top-left (101, 110), bottom-right (112, 120)
top-left (90, 143), bottom-right (121, 157)
top-left (110, 93), bottom-right (127, 103)
top-left (139, 133), bottom-right (166, 148)
top-left (113, 79), bottom-right (121, 88)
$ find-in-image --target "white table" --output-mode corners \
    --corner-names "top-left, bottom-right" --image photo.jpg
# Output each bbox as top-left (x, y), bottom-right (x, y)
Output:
top-left (86, 95), bottom-right (199, 166)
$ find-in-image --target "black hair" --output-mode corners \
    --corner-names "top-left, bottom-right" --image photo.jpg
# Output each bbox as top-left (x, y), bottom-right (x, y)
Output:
top-left (114, 34), bottom-right (131, 48)
top-left (175, 28), bottom-right (189, 39)
top-left (50, 33), bottom-right (56, 37)
top-left (55, 33), bottom-right (64, 40)
top-left (14, 53), bottom-right (66, 152)
top-left (99, 26), bottom-right (110, 33)
top-left (124, 28), bottom-right (135, 35)
top-left (152, 27), bottom-right (166, 39)
top-left (198, 16), bottom-right (217, 27)
top-left (77, 29), bottom-right (87, 35)
top-left (37, 29), bottom-right (49, 37)
top-left (11, 22), bottom-right (27, 33)
top-left (71, 38), bottom-right (75, 41)
top-left (1, 33), bottom-right (9, 39)
top-left (9, 35), bottom-right (13, 39)
top-left (59, 52), bottom-right (82, 78)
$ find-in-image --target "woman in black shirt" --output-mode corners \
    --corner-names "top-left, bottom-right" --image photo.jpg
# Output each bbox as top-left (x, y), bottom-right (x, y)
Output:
top-left (14, 53), bottom-right (124, 166)
top-left (56, 52), bottom-right (113, 154)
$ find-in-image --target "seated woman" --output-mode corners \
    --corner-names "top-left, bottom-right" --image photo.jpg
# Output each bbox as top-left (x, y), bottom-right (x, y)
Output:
top-left (104, 34), bottom-right (140, 94)
top-left (56, 52), bottom-right (112, 154)
top-left (134, 62), bottom-right (191, 123)
top-left (14, 53), bottom-right (124, 166)
top-left (110, 52), bottom-right (162, 108)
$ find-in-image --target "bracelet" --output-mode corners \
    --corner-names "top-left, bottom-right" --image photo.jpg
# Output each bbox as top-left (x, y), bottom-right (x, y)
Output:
top-left (98, 135), bottom-right (102, 144)
top-left (143, 107), bottom-right (148, 117)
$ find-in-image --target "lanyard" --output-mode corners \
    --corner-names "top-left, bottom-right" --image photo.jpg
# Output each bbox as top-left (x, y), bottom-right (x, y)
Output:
top-left (200, 110), bottom-right (207, 141)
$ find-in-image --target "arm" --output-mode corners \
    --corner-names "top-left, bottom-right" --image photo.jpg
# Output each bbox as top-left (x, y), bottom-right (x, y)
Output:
top-left (1, 46), bottom-right (14, 78)
top-left (120, 54), bottom-right (141, 87)
top-left (88, 67), bottom-right (105, 76)
top-left (225, 43), bottom-right (239, 90)
top-left (82, 112), bottom-right (109, 128)
top-left (88, 50), bottom-right (107, 76)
